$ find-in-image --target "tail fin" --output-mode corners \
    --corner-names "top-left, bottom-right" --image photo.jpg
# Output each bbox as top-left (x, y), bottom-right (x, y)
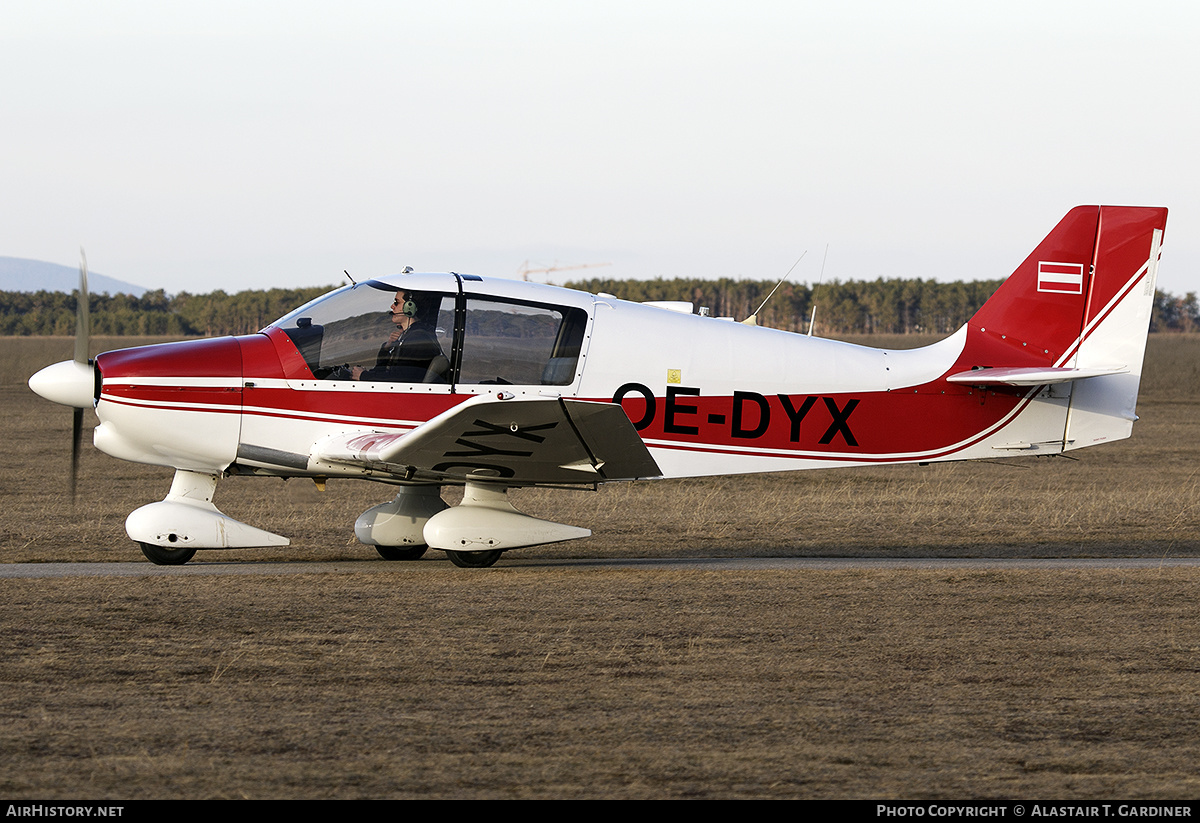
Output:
top-left (957, 205), bottom-right (1167, 448)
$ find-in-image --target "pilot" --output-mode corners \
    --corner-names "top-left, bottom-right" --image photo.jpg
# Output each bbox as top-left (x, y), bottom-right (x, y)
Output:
top-left (352, 291), bottom-right (446, 382)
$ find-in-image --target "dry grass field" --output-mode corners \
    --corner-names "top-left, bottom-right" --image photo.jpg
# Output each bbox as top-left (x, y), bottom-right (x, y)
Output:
top-left (2, 334), bottom-right (1200, 799)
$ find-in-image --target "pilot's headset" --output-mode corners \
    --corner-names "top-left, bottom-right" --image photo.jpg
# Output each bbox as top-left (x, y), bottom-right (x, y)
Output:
top-left (397, 294), bottom-right (419, 318)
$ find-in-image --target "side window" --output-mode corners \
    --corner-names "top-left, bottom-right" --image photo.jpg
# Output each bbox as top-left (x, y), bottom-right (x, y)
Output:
top-left (315, 305), bottom-right (394, 374)
top-left (459, 299), bottom-right (587, 386)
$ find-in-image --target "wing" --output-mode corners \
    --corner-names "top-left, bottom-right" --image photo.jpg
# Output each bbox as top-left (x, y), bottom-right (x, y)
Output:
top-left (313, 394), bottom-right (661, 485)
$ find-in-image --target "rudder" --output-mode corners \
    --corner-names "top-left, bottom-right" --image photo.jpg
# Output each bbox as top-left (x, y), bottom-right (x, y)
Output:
top-left (1064, 206), bottom-right (1167, 448)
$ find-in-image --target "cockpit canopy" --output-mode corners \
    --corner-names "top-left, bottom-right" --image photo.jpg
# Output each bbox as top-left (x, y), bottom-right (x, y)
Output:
top-left (269, 274), bottom-right (591, 387)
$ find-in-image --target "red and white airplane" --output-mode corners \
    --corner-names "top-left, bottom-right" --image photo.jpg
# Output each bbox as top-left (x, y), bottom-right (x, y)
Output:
top-left (29, 205), bottom-right (1167, 567)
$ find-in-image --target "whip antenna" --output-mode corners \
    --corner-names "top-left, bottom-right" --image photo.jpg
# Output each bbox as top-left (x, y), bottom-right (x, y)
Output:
top-left (742, 251), bottom-right (806, 326)
top-left (808, 244), bottom-right (829, 337)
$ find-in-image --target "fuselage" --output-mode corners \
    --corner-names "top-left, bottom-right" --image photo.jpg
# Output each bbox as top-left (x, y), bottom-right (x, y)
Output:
top-left (89, 272), bottom-right (1061, 486)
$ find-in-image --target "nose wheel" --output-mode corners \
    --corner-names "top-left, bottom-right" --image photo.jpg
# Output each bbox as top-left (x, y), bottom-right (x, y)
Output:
top-left (139, 542), bottom-right (198, 566)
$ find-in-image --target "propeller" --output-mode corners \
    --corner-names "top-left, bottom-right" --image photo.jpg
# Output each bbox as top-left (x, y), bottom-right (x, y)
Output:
top-left (70, 250), bottom-right (90, 501)
top-left (28, 251), bottom-right (95, 502)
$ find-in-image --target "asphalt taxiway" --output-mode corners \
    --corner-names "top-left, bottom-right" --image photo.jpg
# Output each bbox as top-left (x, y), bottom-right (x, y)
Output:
top-left (4, 557), bottom-right (1200, 578)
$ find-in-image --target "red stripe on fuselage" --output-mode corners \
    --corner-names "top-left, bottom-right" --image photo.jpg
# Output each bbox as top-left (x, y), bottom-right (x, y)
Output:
top-left (100, 385), bottom-right (469, 430)
top-left (242, 386), bottom-right (466, 428)
top-left (611, 382), bottom-right (1028, 461)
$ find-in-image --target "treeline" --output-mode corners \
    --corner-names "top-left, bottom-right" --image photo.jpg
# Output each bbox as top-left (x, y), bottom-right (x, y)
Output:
top-left (1, 278), bottom-right (1198, 336)
top-left (0, 286), bottom-right (335, 336)
top-left (566, 277), bottom-right (1200, 335)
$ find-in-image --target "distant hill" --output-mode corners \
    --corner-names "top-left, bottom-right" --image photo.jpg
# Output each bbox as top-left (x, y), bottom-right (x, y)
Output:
top-left (0, 256), bottom-right (147, 296)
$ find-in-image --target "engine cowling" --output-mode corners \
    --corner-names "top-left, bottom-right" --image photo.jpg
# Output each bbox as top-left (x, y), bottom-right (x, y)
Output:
top-left (93, 337), bottom-right (244, 471)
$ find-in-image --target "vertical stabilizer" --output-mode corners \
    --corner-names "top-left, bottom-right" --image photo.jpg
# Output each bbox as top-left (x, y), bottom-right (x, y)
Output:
top-left (947, 206), bottom-right (1167, 453)
top-left (958, 206), bottom-right (1103, 371)
top-left (951, 205), bottom-right (1166, 450)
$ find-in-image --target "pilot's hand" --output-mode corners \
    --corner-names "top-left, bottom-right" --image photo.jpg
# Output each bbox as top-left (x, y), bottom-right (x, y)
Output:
top-left (351, 365), bottom-right (365, 380)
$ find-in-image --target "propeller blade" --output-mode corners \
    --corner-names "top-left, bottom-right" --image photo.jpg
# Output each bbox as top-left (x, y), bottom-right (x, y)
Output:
top-left (71, 407), bottom-right (83, 503)
top-left (74, 249), bottom-right (90, 365)
top-left (71, 249), bottom-right (90, 503)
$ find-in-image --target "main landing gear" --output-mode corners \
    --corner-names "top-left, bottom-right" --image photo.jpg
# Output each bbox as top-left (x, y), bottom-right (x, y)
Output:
top-left (357, 482), bottom-right (590, 568)
top-left (445, 549), bottom-right (503, 568)
top-left (373, 544), bottom-right (429, 561)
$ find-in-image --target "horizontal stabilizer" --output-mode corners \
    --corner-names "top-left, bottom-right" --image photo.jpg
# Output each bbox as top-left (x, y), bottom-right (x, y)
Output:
top-left (945, 365), bottom-right (1128, 387)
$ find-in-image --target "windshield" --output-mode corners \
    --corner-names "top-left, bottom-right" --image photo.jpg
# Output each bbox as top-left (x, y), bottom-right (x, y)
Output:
top-left (274, 281), bottom-right (454, 382)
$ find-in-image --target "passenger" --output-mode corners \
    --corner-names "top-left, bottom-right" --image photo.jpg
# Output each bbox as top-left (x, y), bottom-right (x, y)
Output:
top-left (352, 291), bottom-right (445, 382)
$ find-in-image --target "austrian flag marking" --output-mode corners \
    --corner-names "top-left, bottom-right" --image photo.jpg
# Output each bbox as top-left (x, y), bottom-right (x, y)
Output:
top-left (1037, 261), bottom-right (1085, 294)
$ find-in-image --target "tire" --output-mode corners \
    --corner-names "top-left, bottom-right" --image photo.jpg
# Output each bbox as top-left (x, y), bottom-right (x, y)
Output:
top-left (375, 544), bottom-right (428, 561)
top-left (445, 549), bottom-right (503, 568)
top-left (139, 542), bottom-right (197, 566)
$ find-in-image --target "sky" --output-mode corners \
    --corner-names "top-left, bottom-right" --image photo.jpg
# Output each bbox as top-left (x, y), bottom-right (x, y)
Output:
top-left (3, 1), bottom-right (1198, 298)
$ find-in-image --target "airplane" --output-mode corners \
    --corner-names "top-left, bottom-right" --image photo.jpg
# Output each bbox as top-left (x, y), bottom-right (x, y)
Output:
top-left (28, 205), bottom-right (1167, 568)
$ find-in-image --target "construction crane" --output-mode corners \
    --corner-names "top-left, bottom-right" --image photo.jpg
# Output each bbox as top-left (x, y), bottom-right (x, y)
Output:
top-left (518, 260), bottom-right (611, 282)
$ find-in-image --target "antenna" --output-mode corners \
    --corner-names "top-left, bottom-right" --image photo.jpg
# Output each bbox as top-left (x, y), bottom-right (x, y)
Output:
top-left (807, 245), bottom-right (829, 337)
top-left (741, 252), bottom-right (806, 326)
top-left (344, 269), bottom-right (357, 285)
